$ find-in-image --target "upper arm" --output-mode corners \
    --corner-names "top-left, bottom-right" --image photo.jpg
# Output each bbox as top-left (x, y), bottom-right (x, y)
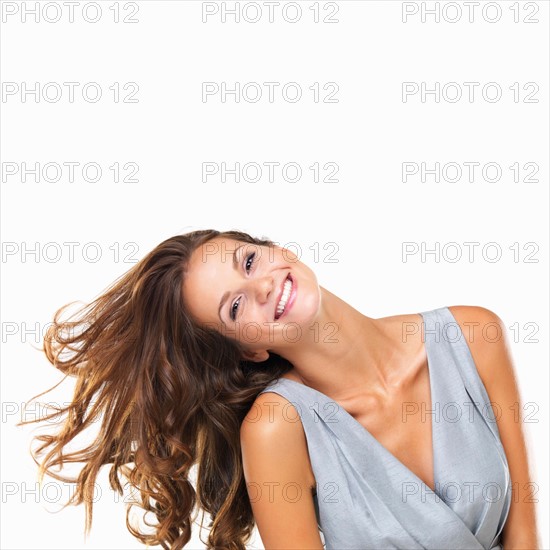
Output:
top-left (448, 305), bottom-right (541, 548)
top-left (240, 392), bottom-right (324, 550)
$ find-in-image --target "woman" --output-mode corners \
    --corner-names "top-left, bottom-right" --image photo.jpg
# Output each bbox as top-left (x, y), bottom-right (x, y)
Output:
top-left (19, 228), bottom-right (539, 549)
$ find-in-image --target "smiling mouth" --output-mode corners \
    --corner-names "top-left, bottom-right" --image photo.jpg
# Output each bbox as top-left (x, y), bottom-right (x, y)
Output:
top-left (275, 274), bottom-right (293, 320)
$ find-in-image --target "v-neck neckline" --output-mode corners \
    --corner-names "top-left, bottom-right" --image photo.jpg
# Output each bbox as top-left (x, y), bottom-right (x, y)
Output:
top-left (276, 310), bottom-right (438, 493)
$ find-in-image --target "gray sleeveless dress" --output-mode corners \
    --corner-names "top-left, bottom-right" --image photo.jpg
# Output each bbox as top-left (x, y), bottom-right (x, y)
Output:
top-left (257, 306), bottom-right (512, 549)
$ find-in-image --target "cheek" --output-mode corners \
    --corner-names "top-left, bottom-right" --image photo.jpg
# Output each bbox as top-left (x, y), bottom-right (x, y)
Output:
top-left (243, 302), bottom-right (268, 325)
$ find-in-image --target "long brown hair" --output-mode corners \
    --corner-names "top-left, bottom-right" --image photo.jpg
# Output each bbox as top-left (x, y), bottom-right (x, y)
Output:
top-left (17, 229), bottom-right (293, 549)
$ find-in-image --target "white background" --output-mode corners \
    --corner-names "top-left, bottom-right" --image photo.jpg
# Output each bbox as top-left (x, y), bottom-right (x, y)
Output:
top-left (1, 0), bottom-right (548, 548)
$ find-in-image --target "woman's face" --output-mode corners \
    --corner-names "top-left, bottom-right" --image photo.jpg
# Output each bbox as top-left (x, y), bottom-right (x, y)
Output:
top-left (182, 237), bottom-right (321, 360)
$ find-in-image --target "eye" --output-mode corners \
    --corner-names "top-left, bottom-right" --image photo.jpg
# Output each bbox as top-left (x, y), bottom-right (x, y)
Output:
top-left (229, 252), bottom-right (257, 321)
top-left (230, 298), bottom-right (240, 321)
top-left (245, 252), bottom-right (256, 272)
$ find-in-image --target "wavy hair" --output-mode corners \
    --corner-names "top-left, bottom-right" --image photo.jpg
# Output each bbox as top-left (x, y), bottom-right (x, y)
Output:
top-left (17, 229), bottom-right (293, 549)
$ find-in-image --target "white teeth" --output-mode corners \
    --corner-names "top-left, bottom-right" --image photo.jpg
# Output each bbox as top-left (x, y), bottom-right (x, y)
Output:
top-left (276, 277), bottom-right (292, 317)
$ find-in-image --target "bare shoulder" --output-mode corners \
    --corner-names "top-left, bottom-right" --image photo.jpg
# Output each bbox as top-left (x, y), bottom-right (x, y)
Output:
top-left (240, 391), bottom-right (323, 548)
top-left (447, 307), bottom-right (541, 545)
top-left (446, 303), bottom-right (504, 334)
top-left (240, 390), bottom-right (316, 490)
top-left (241, 390), bottom-right (302, 436)
top-left (374, 305), bottom-right (510, 389)
top-left (446, 304), bottom-right (523, 438)
top-left (446, 304), bottom-right (509, 391)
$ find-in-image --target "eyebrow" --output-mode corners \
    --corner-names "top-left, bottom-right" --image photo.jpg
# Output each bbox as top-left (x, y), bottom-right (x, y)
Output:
top-left (218, 244), bottom-right (244, 323)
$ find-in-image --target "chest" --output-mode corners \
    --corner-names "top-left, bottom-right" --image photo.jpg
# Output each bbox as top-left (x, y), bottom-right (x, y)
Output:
top-left (347, 366), bottom-right (435, 491)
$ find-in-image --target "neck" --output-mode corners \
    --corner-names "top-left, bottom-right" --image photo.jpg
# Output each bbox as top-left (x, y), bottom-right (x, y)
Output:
top-left (272, 287), bottom-right (396, 401)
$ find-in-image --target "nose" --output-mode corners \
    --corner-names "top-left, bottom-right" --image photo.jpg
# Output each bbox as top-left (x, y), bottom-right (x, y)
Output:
top-left (250, 274), bottom-right (273, 303)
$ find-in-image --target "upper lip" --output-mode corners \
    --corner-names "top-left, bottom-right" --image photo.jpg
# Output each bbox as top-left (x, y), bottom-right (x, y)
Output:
top-left (274, 273), bottom-right (291, 320)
